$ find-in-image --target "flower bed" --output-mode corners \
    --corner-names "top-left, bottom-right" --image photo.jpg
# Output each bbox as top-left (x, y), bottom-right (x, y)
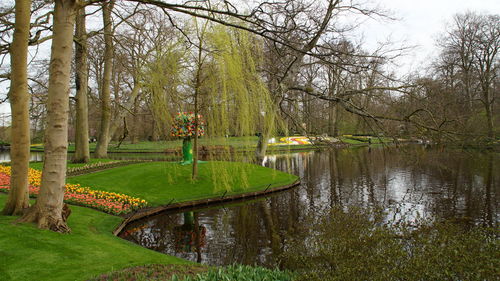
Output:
top-left (0, 166), bottom-right (147, 215)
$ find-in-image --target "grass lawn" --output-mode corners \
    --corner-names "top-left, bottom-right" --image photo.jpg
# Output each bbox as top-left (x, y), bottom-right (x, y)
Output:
top-left (30, 135), bottom-right (392, 153)
top-left (67, 161), bottom-right (299, 206)
top-left (0, 161), bottom-right (297, 281)
top-left (30, 137), bottom-right (261, 153)
top-left (0, 195), bottom-right (190, 281)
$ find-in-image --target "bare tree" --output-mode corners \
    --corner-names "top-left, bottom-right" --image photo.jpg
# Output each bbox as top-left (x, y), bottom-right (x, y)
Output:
top-left (474, 14), bottom-right (499, 138)
top-left (73, 5), bottom-right (90, 163)
top-left (94, 0), bottom-right (115, 158)
top-left (18, 0), bottom-right (78, 232)
top-left (2, 0), bottom-right (31, 216)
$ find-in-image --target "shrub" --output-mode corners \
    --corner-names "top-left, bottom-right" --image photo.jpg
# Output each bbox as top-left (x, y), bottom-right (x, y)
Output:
top-left (279, 207), bottom-right (499, 281)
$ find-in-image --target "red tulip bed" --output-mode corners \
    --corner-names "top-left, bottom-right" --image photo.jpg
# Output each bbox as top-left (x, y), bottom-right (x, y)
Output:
top-left (0, 166), bottom-right (148, 215)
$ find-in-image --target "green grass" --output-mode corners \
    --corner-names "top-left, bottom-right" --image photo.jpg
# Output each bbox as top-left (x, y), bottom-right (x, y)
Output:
top-left (30, 137), bottom-right (261, 153)
top-left (0, 195), bottom-right (189, 281)
top-left (67, 161), bottom-right (299, 206)
top-left (1, 161), bottom-right (298, 281)
top-left (30, 135), bottom-right (395, 154)
top-left (33, 135), bottom-right (391, 153)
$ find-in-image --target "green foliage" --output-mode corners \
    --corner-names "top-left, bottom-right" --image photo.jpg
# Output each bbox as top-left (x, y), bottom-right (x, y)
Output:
top-left (88, 264), bottom-right (208, 281)
top-left (142, 37), bottom-right (186, 139)
top-left (204, 24), bottom-right (280, 138)
top-left (280, 207), bottom-right (499, 281)
top-left (172, 264), bottom-right (293, 281)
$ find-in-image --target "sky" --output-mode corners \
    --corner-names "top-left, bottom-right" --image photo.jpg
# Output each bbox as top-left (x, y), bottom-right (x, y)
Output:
top-left (359, 0), bottom-right (500, 73)
top-left (0, 0), bottom-right (499, 115)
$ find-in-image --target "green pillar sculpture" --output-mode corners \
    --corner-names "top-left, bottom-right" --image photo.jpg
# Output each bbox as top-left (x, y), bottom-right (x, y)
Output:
top-left (170, 112), bottom-right (205, 165)
top-left (182, 137), bottom-right (193, 165)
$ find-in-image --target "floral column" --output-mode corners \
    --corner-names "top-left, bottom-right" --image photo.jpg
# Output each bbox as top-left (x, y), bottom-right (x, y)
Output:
top-left (170, 112), bottom-right (205, 165)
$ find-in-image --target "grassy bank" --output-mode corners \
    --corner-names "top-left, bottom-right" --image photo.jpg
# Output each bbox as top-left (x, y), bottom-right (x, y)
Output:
top-left (67, 161), bottom-right (299, 206)
top-left (30, 136), bottom-right (391, 153)
top-left (1, 161), bottom-right (298, 280)
top-left (0, 195), bottom-right (190, 281)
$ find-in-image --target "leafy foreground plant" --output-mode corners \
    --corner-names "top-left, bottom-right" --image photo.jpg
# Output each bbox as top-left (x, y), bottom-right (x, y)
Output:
top-left (280, 207), bottom-right (499, 281)
top-left (88, 264), bottom-right (292, 281)
top-left (88, 264), bottom-right (207, 281)
top-left (172, 264), bottom-right (293, 281)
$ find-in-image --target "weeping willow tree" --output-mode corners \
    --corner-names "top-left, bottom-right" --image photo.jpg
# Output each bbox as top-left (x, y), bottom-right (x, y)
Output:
top-left (142, 19), bottom-right (283, 192)
top-left (142, 40), bottom-right (186, 140)
top-left (199, 23), bottom-right (283, 191)
top-left (204, 24), bottom-right (278, 139)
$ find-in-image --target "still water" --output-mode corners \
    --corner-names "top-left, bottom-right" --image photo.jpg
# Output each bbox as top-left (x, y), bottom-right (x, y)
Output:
top-left (119, 146), bottom-right (499, 267)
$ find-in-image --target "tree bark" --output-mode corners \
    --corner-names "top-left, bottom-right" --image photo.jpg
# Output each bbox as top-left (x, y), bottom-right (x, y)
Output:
top-left (17, 0), bottom-right (77, 233)
top-left (130, 97), bottom-right (139, 143)
top-left (482, 87), bottom-right (494, 139)
top-left (2, 0), bottom-right (31, 216)
top-left (94, 0), bottom-right (115, 158)
top-left (72, 5), bottom-right (90, 163)
top-left (108, 82), bottom-right (140, 141)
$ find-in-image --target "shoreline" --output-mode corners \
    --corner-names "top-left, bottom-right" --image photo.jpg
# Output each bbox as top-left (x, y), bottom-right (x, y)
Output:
top-left (113, 178), bottom-right (300, 236)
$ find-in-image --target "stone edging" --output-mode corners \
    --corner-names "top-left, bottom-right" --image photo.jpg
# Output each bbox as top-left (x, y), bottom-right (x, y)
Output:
top-left (112, 179), bottom-right (301, 236)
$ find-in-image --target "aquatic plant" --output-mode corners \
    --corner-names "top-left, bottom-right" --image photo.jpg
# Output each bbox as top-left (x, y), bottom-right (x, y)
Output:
top-left (280, 207), bottom-right (499, 280)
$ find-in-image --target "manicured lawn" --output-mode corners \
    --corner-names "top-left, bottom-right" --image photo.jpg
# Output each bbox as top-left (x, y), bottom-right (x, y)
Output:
top-left (0, 195), bottom-right (189, 281)
top-left (32, 135), bottom-right (389, 153)
top-left (30, 137), bottom-right (260, 153)
top-left (0, 161), bottom-right (297, 280)
top-left (67, 161), bottom-right (299, 206)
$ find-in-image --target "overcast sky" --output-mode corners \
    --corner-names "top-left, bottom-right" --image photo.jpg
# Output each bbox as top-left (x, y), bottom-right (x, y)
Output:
top-left (0, 0), bottom-right (499, 114)
top-left (360, 0), bottom-right (500, 73)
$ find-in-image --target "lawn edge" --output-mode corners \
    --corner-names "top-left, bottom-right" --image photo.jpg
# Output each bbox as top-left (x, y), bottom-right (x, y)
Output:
top-left (112, 178), bottom-right (300, 236)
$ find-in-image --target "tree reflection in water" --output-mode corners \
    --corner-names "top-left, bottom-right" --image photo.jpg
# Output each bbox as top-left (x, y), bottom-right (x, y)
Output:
top-left (120, 146), bottom-right (498, 267)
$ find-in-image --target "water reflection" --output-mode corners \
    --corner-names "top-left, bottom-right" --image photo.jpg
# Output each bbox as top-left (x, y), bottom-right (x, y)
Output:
top-left (121, 146), bottom-right (499, 267)
top-left (0, 151), bottom-right (44, 163)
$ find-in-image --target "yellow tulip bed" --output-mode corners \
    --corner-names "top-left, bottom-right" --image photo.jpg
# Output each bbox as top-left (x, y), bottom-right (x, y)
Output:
top-left (0, 166), bottom-right (148, 215)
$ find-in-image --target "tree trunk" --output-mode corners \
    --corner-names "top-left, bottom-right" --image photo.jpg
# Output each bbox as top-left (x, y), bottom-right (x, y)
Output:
top-left (94, 0), bottom-right (115, 158)
top-left (328, 101), bottom-right (339, 137)
top-left (483, 89), bottom-right (494, 139)
top-left (17, 0), bottom-right (77, 233)
top-left (72, 5), bottom-right (90, 163)
top-left (2, 0), bottom-right (31, 216)
top-left (108, 82), bottom-right (140, 141)
top-left (130, 97), bottom-right (139, 143)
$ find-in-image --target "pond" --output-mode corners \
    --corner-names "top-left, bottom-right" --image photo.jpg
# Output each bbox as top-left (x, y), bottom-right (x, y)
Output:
top-left (118, 146), bottom-right (499, 267)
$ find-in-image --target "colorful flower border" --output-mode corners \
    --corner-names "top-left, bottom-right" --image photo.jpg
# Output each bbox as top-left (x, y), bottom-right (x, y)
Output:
top-left (0, 166), bottom-right (148, 215)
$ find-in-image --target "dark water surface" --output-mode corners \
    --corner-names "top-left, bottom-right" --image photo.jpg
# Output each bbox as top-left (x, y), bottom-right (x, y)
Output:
top-left (119, 146), bottom-right (499, 267)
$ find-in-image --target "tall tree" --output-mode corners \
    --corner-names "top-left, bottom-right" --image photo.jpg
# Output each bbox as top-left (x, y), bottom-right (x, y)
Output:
top-left (2, 0), bottom-right (31, 216)
top-left (474, 14), bottom-right (499, 139)
top-left (18, 0), bottom-right (78, 232)
top-left (73, 5), bottom-right (90, 163)
top-left (94, 0), bottom-right (115, 158)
